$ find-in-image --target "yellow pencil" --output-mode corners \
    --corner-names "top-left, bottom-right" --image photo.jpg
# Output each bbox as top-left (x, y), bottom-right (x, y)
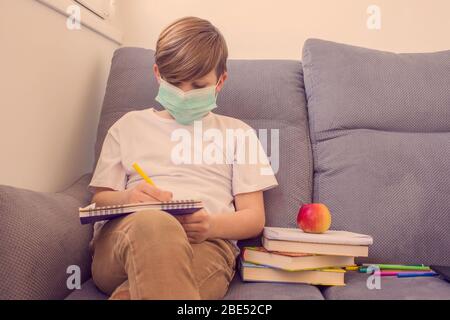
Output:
top-left (132, 162), bottom-right (156, 187)
top-left (345, 265), bottom-right (360, 271)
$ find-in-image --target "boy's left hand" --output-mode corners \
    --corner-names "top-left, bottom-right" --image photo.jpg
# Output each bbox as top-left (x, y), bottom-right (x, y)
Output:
top-left (175, 209), bottom-right (214, 244)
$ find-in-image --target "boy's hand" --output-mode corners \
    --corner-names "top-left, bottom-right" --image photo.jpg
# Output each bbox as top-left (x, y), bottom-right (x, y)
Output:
top-left (175, 209), bottom-right (215, 244)
top-left (124, 180), bottom-right (173, 204)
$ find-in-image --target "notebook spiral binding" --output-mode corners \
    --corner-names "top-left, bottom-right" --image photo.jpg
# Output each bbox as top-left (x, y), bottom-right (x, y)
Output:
top-left (80, 199), bottom-right (203, 224)
top-left (86, 199), bottom-right (199, 216)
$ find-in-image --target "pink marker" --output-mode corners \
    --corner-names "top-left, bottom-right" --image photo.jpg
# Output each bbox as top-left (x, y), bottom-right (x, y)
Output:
top-left (374, 271), bottom-right (399, 277)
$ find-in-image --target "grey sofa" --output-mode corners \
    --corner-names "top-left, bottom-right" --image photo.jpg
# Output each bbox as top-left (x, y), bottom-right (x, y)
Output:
top-left (1, 39), bottom-right (449, 300)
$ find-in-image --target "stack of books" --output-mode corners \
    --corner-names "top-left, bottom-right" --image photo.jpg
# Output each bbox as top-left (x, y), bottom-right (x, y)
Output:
top-left (240, 227), bottom-right (373, 286)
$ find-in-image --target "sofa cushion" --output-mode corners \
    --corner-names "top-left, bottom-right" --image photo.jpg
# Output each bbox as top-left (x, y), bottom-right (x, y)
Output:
top-left (224, 273), bottom-right (324, 300)
top-left (94, 48), bottom-right (313, 245)
top-left (302, 39), bottom-right (450, 265)
top-left (66, 274), bottom-right (325, 300)
top-left (0, 174), bottom-right (93, 299)
top-left (322, 272), bottom-right (450, 300)
top-left (65, 278), bottom-right (108, 300)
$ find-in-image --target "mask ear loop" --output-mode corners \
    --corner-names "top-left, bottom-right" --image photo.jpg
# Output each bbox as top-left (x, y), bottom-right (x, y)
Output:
top-left (214, 75), bottom-right (223, 97)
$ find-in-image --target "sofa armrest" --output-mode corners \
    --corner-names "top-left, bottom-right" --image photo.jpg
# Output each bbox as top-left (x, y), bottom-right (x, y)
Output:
top-left (0, 173), bottom-right (94, 299)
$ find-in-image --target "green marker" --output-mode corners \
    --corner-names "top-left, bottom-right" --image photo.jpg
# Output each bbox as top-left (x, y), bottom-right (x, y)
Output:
top-left (362, 264), bottom-right (431, 271)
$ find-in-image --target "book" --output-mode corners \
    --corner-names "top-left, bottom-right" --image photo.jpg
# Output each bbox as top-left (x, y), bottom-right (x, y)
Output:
top-left (239, 260), bottom-right (346, 286)
top-left (262, 227), bottom-right (372, 257)
top-left (264, 227), bottom-right (373, 246)
top-left (242, 247), bottom-right (355, 271)
top-left (79, 199), bottom-right (203, 224)
top-left (262, 237), bottom-right (369, 257)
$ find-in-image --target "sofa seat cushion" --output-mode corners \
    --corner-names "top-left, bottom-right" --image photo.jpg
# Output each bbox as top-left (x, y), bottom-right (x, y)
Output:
top-left (322, 272), bottom-right (450, 300)
top-left (224, 275), bottom-right (324, 300)
top-left (65, 278), bottom-right (107, 300)
top-left (66, 274), bottom-right (325, 300)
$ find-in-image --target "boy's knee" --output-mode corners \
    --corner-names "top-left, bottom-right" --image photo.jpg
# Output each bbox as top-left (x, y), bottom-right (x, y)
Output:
top-left (125, 210), bottom-right (186, 240)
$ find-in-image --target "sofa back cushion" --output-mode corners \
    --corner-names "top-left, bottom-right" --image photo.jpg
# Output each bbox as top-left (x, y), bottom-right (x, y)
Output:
top-left (302, 39), bottom-right (450, 264)
top-left (94, 48), bottom-right (313, 243)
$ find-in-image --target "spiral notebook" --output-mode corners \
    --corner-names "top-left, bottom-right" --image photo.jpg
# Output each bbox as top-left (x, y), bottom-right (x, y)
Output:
top-left (79, 199), bottom-right (203, 225)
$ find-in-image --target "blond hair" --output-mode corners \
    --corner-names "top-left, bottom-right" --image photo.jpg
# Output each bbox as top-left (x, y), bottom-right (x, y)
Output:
top-left (155, 17), bottom-right (228, 84)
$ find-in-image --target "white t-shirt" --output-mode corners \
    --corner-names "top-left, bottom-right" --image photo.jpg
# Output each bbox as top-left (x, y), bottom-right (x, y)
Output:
top-left (88, 108), bottom-right (278, 251)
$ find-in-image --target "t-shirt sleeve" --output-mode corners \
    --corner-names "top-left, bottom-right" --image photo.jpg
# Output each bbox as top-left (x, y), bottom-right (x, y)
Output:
top-left (231, 126), bottom-right (279, 196)
top-left (87, 128), bottom-right (127, 194)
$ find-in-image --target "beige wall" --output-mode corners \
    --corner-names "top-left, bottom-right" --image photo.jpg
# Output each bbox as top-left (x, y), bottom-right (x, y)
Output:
top-left (0, 0), bottom-right (119, 192)
top-left (114, 0), bottom-right (450, 59)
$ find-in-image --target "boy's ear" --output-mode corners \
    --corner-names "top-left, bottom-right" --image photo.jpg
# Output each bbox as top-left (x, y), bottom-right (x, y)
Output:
top-left (153, 64), bottom-right (161, 83)
top-left (217, 71), bottom-right (228, 92)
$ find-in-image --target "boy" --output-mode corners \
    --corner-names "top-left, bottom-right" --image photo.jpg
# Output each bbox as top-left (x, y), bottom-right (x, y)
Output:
top-left (88, 16), bottom-right (278, 300)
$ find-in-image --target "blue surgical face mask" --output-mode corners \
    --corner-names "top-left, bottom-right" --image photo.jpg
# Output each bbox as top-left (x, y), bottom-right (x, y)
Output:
top-left (155, 77), bottom-right (220, 125)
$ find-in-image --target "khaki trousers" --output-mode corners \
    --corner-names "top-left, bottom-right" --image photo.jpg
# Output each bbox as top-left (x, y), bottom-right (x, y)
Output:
top-left (90, 210), bottom-right (239, 300)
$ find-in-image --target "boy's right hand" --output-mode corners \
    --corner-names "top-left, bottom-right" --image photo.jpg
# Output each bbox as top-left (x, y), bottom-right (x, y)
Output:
top-left (124, 180), bottom-right (173, 204)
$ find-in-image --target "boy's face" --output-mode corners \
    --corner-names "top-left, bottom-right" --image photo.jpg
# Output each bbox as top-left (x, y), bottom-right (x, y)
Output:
top-left (153, 64), bottom-right (227, 94)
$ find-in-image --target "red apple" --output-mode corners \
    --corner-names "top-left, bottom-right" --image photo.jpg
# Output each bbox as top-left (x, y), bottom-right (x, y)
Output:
top-left (297, 203), bottom-right (332, 234)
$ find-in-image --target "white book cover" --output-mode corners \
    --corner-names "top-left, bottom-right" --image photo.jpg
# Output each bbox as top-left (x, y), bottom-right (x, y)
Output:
top-left (264, 227), bottom-right (373, 246)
